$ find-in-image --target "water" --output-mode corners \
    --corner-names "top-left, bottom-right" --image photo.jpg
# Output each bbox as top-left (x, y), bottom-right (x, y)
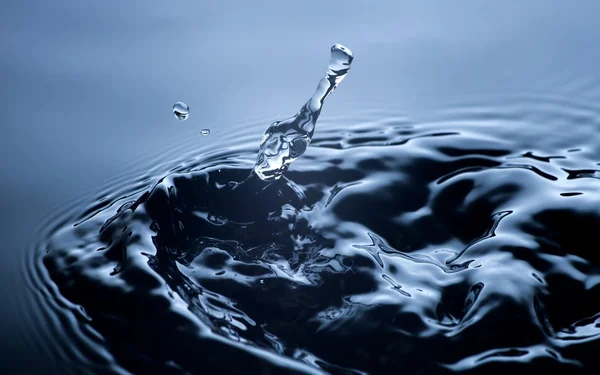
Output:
top-left (33, 92), bottom-right (600, 373)
top-left (6, 2), bottom-right (600, 375)
top-left (173, 102), bottom-right (189, 121)
top-left (201, 129), bottom-right (211, 136)
top-left (254, 44), bottom-right (353, 182)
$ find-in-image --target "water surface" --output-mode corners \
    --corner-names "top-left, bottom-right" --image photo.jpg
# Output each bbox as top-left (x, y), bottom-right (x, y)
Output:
top-left (4, 1), bottom-right (600, 374)
top-left (35, 93), bottom-right (600, 374)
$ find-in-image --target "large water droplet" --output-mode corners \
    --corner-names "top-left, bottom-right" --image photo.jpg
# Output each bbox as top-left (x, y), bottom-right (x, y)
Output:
top-left (328, 44), bottom-right (354, 74)
top-left (252, 44), bottom-right (354, 182)
top-left (173, 102), bottom-right (189, 121)
top-left (201, 128), bottom-right (210, 136)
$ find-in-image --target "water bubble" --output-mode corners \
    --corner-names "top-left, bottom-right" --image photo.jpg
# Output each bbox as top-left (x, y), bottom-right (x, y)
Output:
top-left (173, 102), bottom-right (189, 121)
top-left (200, 128), bottom-right (210, 136)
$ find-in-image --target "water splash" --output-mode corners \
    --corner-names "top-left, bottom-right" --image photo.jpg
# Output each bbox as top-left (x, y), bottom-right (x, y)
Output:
top-left (173, 102), bottom-right (189, 121)
top-left (35, 96), bottom-right (600, 374)
top-left (253, 44), bottom-right (354, 181)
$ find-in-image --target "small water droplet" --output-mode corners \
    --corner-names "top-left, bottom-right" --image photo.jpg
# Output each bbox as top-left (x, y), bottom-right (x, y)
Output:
top-left (173, 102), bottom-right (189, 121)
top-left (201, 128), bottom-right (210, 136)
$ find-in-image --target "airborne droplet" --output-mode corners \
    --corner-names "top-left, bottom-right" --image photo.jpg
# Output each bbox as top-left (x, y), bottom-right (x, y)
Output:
top-left (200, 128), bottom-right (210, 136)
top-left (173, 102), bottom-right (189, 121)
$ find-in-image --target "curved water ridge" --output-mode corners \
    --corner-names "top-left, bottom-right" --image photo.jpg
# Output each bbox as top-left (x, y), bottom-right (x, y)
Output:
top-left (35, 98), bottom-right (600, 374)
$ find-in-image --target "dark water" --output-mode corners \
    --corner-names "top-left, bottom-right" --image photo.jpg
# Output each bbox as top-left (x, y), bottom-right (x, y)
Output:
top-left (31, 92), bottom-right (600, 374)
top-left (6, 1), bottom-right (600, 374)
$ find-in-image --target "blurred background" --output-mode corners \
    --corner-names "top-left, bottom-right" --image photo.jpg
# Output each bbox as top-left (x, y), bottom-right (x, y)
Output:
top-left (2, 0), bottom-right (600, 373)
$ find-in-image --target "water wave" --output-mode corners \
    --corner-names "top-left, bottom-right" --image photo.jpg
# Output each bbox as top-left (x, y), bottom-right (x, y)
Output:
top-left (29, 95), bottom-right (600, 374)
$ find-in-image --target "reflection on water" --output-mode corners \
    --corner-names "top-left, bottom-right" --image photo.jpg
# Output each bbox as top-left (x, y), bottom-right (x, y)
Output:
top-left (32, 94), bottom-right (600, 374)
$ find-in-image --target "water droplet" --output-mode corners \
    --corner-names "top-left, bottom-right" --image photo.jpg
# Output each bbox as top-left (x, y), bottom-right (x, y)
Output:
top-left (173, 102), bottom-right (189, 121)
top-left (200, 128), bottom-right (210, 136)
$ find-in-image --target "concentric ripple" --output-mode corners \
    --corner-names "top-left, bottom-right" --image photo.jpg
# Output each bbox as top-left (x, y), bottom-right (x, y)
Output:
top-left (28, 95), bottom-right (600, 374)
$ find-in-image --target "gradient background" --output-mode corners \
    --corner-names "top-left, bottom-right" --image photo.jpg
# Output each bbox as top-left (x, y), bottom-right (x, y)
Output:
top-left (2, 1), bottom-right (600, 373)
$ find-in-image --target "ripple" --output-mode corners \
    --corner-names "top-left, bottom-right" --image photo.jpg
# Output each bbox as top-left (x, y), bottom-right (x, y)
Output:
top-left (28, 94), bottom-right (600, 374)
